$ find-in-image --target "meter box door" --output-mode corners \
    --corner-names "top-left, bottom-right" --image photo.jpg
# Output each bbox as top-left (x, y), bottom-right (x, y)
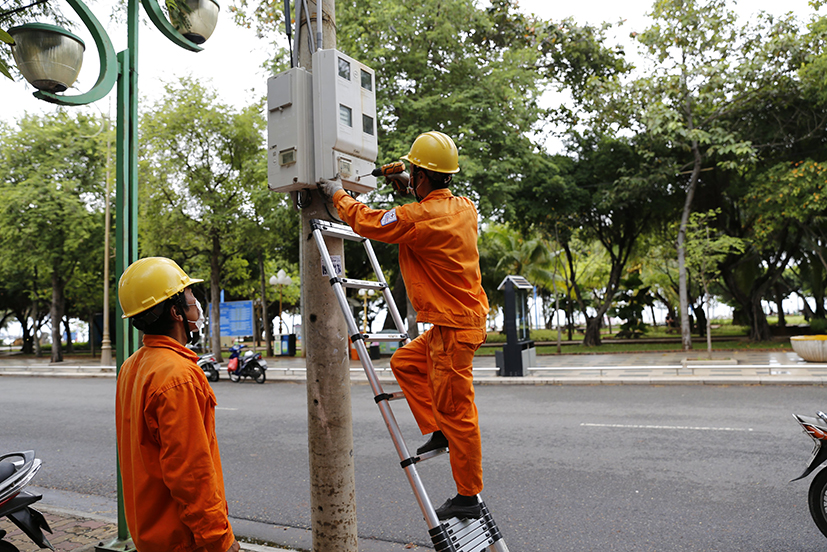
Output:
top-left (267, 67), bottom-right (315, 192)
top-left (312, 49), bottom-right (378, 194)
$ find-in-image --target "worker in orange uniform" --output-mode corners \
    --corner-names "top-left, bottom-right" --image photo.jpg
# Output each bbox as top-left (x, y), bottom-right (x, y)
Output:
top-left (116, 257), bottom-right (239, 552)
top-left (320, 131), bottom-right (490, 520)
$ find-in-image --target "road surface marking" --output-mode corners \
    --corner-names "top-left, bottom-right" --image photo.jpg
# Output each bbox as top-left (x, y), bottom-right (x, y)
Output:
top-left (581, 422), bottom-right (753, 432)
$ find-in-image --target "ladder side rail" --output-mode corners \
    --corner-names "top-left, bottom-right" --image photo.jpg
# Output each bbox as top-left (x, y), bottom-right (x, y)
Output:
top-left (311, 229), bottom-right (361, 337)
top-left (350, 325), bottom-right (442, 531)
top-left (362, 239), bottom-right (410, 343)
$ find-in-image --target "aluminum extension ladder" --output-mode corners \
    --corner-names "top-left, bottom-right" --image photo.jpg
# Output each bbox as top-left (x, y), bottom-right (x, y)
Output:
top-left (310, 218), bottom-right (509, 552)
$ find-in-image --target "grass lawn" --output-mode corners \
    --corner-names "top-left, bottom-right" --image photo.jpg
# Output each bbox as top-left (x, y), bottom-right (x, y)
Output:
top-left (479, 318), bottom-right (799, 356)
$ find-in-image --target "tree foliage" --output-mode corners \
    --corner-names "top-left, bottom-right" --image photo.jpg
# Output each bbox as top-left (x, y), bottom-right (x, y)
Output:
top-left (139, 76), bottom-right (297, 357)
top-left (0, 111), bottom-right (108, 359)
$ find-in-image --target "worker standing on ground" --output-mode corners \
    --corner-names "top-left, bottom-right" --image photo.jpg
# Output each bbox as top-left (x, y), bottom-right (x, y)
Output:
top-left (115, 257), bottom-right (240, 552)
top-left (320, 131), bottom-right (490, 520)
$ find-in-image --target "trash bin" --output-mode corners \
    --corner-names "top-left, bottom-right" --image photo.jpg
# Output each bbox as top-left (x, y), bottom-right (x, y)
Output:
top-left (279, 334), bottom-right (297, 356)
top-left (369, 343), bottom-right (381, 360)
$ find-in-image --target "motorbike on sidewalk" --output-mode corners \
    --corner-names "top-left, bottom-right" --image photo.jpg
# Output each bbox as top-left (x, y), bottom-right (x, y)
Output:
top-left (0, 450), bottom-right (53, 551)
top-left (792, 410), bottom-right (827, 537)
top-left (197, 352), bottom-right (220, 382)
top-left (227, 344), bottom-right (267, 384)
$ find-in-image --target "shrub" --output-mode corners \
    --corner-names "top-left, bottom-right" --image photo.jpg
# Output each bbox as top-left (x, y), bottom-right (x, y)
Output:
top-left (810, 318), bottom-right (827, 334)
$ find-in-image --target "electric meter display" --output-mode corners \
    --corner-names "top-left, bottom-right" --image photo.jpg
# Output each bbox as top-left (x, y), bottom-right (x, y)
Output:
top-left (312, 49), bottom-right (378, 194)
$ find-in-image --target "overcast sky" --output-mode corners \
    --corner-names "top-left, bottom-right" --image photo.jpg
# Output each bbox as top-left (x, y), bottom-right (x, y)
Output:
top-left (0, 0), bottom-right (817, 127)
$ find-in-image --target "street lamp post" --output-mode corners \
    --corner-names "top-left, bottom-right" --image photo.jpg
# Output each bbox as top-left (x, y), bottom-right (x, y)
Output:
top-left (269, 269), bottom-right (293, 336)
top-left (9, 0), bottom-right (218, 549)
top-left (100, 114), bottom-right (113, 366)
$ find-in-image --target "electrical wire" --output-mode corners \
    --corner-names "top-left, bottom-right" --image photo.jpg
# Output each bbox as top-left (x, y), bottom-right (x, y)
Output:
top-left (283, 0), bottom-right (293, 67)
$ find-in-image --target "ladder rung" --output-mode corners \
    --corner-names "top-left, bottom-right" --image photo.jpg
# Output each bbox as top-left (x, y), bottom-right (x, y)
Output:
top-left (417, 447), bottom-right (448, 462)
top-left (363, 333), bottom-right (407, 342)
top-left (311, 219), bottom-right (364, 241)
top-left (339, 278), bottom-right (387, 291)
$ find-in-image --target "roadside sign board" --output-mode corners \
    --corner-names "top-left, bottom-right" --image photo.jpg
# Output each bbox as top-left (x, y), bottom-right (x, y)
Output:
top-left (209, 300), bottom-right (254, 337)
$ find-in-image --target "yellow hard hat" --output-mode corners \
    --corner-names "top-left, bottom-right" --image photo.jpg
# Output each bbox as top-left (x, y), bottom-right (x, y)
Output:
top-left (401, 131), bottom-right (460, 174)
top-left (118, 257), bottom-right (203, 319)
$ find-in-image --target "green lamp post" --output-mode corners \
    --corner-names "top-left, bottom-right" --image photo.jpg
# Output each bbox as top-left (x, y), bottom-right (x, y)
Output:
top-left (9, 0), bottom-right (219, 549)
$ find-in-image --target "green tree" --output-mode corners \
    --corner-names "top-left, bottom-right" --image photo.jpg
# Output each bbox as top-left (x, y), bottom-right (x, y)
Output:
top-left (478, 224), bottom-right (556, 328)
top-left (567, 0), bottom-right (827, 344)
top-left (513, 139), bottom-right (674, 346)
top-left (139, 77), bottom-right (275, 359)
top-left (712, 9), bottom-right (827, 341)
top-left (331, 0), bottom-right (566, 217)
top-left (0, 111), bottom-right (107, 361)
top-left (685, 209), bottom-right (745, 356)
top-left (586, 0), bottom-right (758, 348)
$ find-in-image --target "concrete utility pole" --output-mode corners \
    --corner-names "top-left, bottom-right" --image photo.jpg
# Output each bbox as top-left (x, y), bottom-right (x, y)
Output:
top-left (298, 1), bottom-right (359, 550)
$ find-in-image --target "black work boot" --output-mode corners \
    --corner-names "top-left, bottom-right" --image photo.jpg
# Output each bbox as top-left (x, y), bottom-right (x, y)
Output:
top-left (416, 430), bottom-right (449, 455)
top-left (435, 494), bottom-right (482, 520)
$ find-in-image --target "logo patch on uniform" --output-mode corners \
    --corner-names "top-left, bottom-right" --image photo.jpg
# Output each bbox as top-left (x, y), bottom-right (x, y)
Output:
top-left (381, 209), bottom-right (398, 226)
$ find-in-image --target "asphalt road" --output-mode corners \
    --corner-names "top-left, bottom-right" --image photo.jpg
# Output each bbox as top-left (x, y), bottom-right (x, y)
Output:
top-left (3, 376), bottom-right (827, 551)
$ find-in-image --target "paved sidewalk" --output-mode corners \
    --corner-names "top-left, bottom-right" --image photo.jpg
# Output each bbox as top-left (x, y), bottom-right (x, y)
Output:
top-left (1, 504), bottom-right (298, 552)
top-left (1, 509), bottom-right (118, 552)
top-left (2, 348), bottom-right (826, 385)
top-left (1, 486), bottom-right (431, 552)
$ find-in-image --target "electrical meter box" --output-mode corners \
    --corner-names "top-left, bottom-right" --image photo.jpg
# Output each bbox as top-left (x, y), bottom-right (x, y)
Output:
top-left (267, 67), bottom-right (315, 192)
top-left (312, 49), bottom-right (378, 194)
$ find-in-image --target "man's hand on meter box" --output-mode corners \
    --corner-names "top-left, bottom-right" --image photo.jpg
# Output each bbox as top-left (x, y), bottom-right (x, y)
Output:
top-left (318, 177), bottom-right (343, 200)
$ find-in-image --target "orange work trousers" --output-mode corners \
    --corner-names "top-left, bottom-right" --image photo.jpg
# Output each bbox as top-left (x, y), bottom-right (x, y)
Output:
top-left (390, 325), bottom-right (485, 496)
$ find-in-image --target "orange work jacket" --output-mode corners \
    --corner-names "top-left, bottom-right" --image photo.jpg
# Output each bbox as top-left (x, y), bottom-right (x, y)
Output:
top-left (116, 334), bottom-right (235, 552)
top-left (334, 188), bottom-right (489, 329)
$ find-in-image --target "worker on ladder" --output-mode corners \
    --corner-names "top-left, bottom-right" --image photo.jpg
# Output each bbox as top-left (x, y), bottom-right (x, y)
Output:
top-left (320, 131), bottom-right (490, 520)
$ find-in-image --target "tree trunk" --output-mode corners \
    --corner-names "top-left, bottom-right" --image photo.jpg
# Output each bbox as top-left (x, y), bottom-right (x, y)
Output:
top-left (583, 317), bottom-right (601, 347)
top-left (749, 295), bottom-right (773, 341)
top-left (89, 313), bottom-right (96, 357)
top-left (64, 315), bottom-right (74, 354)
top-left (695, 306), bottom-right (706, 337)
top-left (50, 272), bottom-right (65, 363)
top-left (260, 253), bottom-right (273, 357)
top-left (16, 311), bottom-right (33, 354)
top-left (31, 304), bottom-right (42, 358)
top-left (210, 233), bottom-right (223, 362)
top-left (774, 283), bottom-right (786, 327)
top-left (677, 144), bottom-right (702, 352)
top-left (801, 295), bottom-right (815, 321)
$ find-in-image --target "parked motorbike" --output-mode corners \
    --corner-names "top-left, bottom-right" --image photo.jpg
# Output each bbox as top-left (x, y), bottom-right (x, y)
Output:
top-left (0, 450), bottom-right (53, 551)
top-left (227, 344), bottom-right (267, 384)
top-left (197, 352), bottom-right (220, 382)
top-left (792, 410), bottom-right (827, 537)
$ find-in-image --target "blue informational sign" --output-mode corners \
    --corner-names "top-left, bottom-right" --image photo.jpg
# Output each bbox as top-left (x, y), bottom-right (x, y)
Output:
top-left (211, 300), bottom-right (254, 337)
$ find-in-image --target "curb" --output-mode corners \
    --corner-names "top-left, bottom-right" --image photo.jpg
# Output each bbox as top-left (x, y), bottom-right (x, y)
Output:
top-left (26, 487), bottom-right (433, 552)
